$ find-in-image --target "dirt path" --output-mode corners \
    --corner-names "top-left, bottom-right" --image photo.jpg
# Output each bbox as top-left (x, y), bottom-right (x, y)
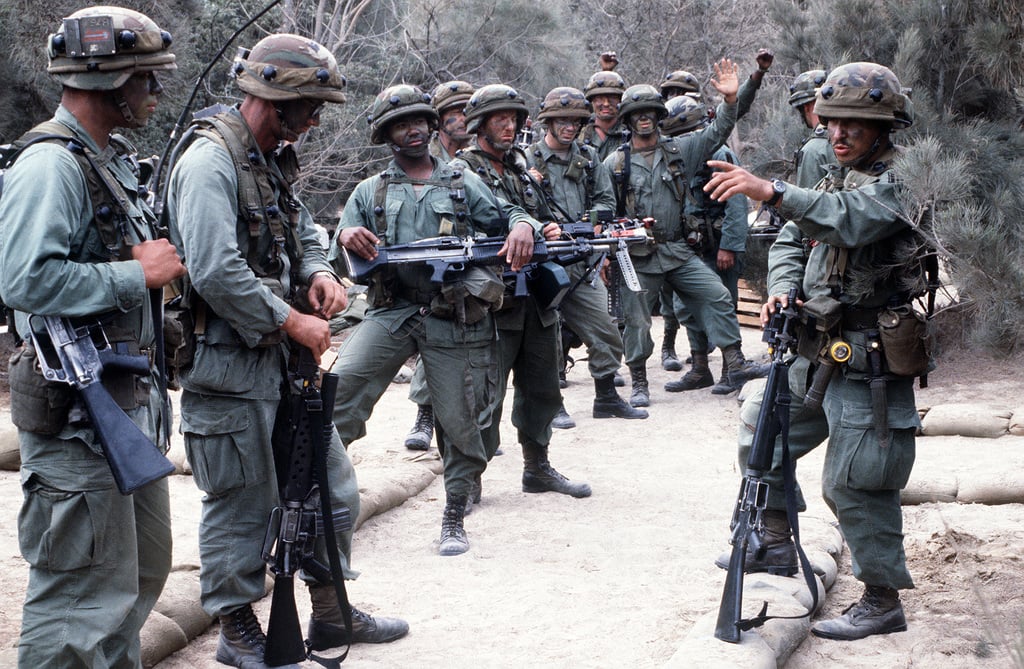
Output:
top-left (1, 326), bottom-right (1023, 668)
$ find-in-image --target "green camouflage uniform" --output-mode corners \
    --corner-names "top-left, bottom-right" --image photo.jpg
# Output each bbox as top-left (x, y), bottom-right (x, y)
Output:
top-left (0, 106), bottom-right (172, 667)
top-left (738, 147), bottom-right (921, 590)
top-left (604, 100), bottom-right (743, 367)
top-left (453, 140), bottom-right (561, 459)
top-left (330, 156), bottom-right (535, 495)
top-left (527, 139), bottom-right (623, 379)
top-left (165, 107), bottom-right (361, 616)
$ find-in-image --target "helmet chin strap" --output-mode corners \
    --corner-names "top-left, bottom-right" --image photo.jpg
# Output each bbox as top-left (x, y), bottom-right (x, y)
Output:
top-left (847, 134), bottom-right (890, 170)
top-left (114, 90), bottom-right (141, 128)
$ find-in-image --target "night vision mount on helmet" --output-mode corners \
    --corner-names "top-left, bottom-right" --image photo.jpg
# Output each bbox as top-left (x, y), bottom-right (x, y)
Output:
top-left (47, 6), bottom-right (176, 91)
top-left (814, 62), bottom-right (912, 129)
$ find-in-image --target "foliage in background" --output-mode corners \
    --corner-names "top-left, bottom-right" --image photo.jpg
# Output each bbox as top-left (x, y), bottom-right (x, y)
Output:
top-left (0, 0), bottom-right (1021, 352)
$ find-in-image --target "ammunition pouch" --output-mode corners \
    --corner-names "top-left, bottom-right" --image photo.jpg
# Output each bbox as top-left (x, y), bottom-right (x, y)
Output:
top-left (366, 270), bottom-right (398, 309)
top-left (877, 305), bottom-right (931, 377)
top-left (797, 295), bottom-right (843, 363)
top-left (9, 344), bottom-right (73, 435)
top-left (163, 301), bottom-right (195, 390)
top-left (429, 266), bottom-right (504, 325)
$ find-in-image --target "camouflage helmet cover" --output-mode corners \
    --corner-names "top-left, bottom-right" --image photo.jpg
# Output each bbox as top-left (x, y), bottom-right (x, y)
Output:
top-left (367, 84), bottom-right (439, 144)
top-left (47, 6), bottom-right (176, 91)
top-left (660, 70), bottom-right (701, 98)
top-left (537, 87), bottom-right (592, 121)
top-left (583, 71), bottom-right (627, 100)
top-left (660, 94), bottom-right (707, 136)
top-left (234, 34), bottom-right (346, 104)
top-left (814, 62), bottom-right (912, 128)
top-left (432, 80), bottom-right (475, 114)
top-left (464, 84), bottom-right (529, 134)
top-left (618, 84), bottom-right (667, 119)
top-left (788, 69), bottom-right (828, 108)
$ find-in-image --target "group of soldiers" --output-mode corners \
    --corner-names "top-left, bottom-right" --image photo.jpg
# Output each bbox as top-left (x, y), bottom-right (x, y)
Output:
top-left (0, 4), bottom-right (930, 668)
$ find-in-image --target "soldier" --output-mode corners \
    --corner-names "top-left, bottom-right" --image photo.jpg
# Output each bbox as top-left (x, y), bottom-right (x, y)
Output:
top-left (580, 70), bottom-right (629, 161)
top-left (330, 84), bottom-right (540, 556)
top-left (429, 79), bottom-right (476, 161)
top-left (453, 83), bottom-right (592, 500)
top-left (656, 51), bottom-right (774, 373)
top-left (789, 69), bottom-right (836, 188)
top-left (526, 86), bottom-right (648, 424)
top-left (705, 62), bottom-right (924, 640)
top-left (0, 6), bottom-right (186, 666)
top-left (403, 79), bottom-right (479, 453)
top-left (658, 94), bottom-right (752, 395)
top-left (604, 65), bottom-right (767, 408)
top-left (166, 35), bottom-right (407, 668)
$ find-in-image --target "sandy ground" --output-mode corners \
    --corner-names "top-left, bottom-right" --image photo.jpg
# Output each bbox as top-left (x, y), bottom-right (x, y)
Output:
top-left (1, 324), bottom-right (1024, 668)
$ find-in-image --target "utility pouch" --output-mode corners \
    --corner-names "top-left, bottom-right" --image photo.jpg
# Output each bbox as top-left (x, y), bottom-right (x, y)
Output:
top-left (429, 266), bottom-right (504, 325)
top-left (878, 305), bottom-right (931, 377)
top-left (163, 301), bottom-right (195, 389)
top-left (797, 295), bottom-right (842, 363)
top-left (9, 344), bottom-right (73, 435)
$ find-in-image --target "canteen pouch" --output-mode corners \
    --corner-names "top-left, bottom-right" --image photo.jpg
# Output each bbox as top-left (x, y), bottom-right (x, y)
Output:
top-left (878, 305), bottom-right (931, 377)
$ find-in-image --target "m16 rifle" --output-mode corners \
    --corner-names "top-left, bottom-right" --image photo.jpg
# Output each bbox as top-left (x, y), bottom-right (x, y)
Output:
top-left (714, 288), bottom-right (819, 643)
top-left (29, 316), bottom-right (176, 495)
top-left (263, 345), bottom-right (353, 668)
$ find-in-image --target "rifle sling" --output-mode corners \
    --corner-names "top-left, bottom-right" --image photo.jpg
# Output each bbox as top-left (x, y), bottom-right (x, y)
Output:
top-left (736, 361), bottom-right (820, 632)
top-left (306, 373), bottom-right (352, 668)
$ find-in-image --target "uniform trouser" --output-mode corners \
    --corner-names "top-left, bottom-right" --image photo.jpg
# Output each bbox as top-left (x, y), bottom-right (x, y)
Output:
top-left (557, 261), bottom-right (623, 379)
top-left (737, 356), bottom-right (917, 590)
top-left (661, 252), bottom-right (744, 354)
top-left (17, 431), bottom-right (171, 668)
top-left (181, 392), bottom-right (360, 617)
top-left (479, 297), bottom-right (562, 459)
top-left (408, 356), bottom-right (430, 406)
top-left (332, 310), bottom-right (496, 496)
top-left (622, 255), bottom-right (741, 366)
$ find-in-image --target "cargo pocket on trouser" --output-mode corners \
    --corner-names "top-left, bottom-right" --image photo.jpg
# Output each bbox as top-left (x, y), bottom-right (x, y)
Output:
top-left (18, 476), bottom-right (106, 571)
top-left (180, 396), bottom-right (263, 496)
top-left (835, 403), bottom-right (918, 491)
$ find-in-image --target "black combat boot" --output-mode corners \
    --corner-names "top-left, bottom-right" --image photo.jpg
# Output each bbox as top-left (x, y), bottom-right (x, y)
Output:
top-left (628, 364), bottom-right (650, 407)
top-left (811, 585), bottom-right (907, 640)
top-left (713, 509), bottom-right (797, 576)
top-left (522, 442), bottom-right (592, 498)
top-left (307, 584), bottom-right (410, 650)
top-left (403, 404), bottom-right (434, 451)
top-left (216, 603), bottom-right (298, 669)
top-left (665, 352), bottom-right (714, 392)
top-left (439, 493), bottom-right (470, 556)
top-left (711, 356), bottom-right (737, 395)
top-left (550, 402), bottom-right (577, 429)
top-left (593, 374), bottom-right (648, 419)
top-left (723, 344), bottom-right (771, 390)
top-left (661, 326), bottom-right (683, 372)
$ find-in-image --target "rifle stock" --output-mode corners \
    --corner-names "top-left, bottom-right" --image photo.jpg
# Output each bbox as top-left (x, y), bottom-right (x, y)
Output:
top-left (33, 315), bottom-right (174, 495)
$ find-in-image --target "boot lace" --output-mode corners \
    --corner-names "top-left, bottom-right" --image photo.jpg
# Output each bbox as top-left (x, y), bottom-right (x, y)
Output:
top-left (227, 604), bottom-right (267, 649)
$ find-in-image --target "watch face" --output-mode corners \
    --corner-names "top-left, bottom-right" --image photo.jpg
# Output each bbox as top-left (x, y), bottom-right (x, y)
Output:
top-left (773, 179), bottom-right (786, 194)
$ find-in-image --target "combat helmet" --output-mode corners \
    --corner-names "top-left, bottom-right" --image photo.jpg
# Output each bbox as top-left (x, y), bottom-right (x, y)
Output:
top-left (537, 87), bottom-right (592, 122)
top-left (583, 71), bottom-right (627, 101)
top-left (661, 94), bottom-right (707, 136)
top-left (788, 69), bottom-right (828, 108)
top-left (367, 84), bottom-right (438, 145)
top-left (814, 62), bottom-right (912, 129)
top-left (47, 6), bottom-right (176, 91)
top-left (432, 80), bottom-right (475, 115)
top-left (618, 84), bottom-right (667, 119)
top-left (464, 84), bottom-right (528, 134)
top-left (660, 70), bottom-right (701, 99)
top-left (233, 34), bottom-right (346, 103)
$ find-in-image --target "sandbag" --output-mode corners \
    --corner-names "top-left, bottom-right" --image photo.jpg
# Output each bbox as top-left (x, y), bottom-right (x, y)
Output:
top-left (919, 403), bottom-right (1011, 438)
top-left (1009, 407), bottom-right (1024, 436)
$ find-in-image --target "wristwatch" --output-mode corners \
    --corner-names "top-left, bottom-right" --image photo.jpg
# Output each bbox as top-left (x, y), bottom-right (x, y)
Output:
top-left (765, 179), bottom-right (786, 207)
